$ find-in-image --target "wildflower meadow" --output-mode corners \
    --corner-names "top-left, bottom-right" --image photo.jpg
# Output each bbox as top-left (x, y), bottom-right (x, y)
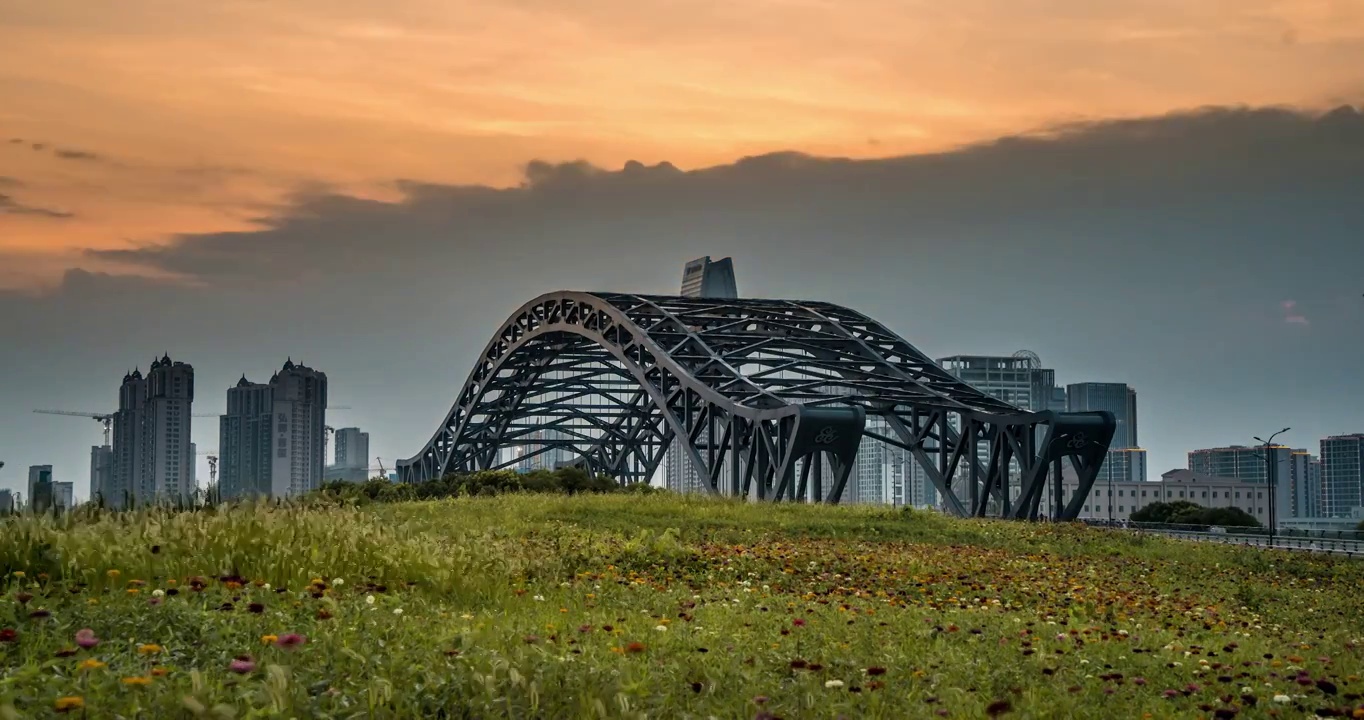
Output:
top-left (2, 493), bottom-right (1363, 718)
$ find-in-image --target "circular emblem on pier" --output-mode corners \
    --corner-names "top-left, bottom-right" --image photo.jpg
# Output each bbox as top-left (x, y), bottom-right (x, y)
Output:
top-left (815, 426), bottom-right (838, 444)
top-left (1066, 433), bottom-right (1088, 449)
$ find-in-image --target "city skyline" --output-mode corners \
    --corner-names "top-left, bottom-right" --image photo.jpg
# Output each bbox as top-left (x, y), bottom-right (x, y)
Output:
top-left (3, 104), bottom-right (1364, 498)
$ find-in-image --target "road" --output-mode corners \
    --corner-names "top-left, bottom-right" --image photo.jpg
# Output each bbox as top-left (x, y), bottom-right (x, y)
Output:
top-left (1133, 528), bottom-right (1364, 557)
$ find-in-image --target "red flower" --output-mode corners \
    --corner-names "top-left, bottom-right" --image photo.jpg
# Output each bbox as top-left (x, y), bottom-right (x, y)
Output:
top-left (274, 633), bottom-right (306, 650)
top-left (0, 628), bottom-right (18, 643)
top-left (792, 618), bottom-right (806, 627)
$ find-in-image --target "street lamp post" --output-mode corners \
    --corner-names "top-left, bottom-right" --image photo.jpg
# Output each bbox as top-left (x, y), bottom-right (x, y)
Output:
top-left (1253, 427), bottom-right (1290, 547)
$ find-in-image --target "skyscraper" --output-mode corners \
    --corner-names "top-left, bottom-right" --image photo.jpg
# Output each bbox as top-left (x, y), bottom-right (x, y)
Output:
top-left (220, 360), bottom-right (328, 499)
top-left (679, 256), bottom-right (738, 299)
top-left (1066, 383), bottom-right (1137, 449)
top-left (54, 481), bottom-right (74, 509)
top-left (938, 352), bottom-right (1059, 412)
top-left (1066, 382), bottom-right (1143, 483)
top-left (110, 369), bottom-right (146, 508)
top-left (89, 445), bottom-right (113, 505)
top-left (667, 256), bottom-right (739, 494)
top-left (333, 428), bottom-right (370, 469)
top-left (220, 375), bottom-right (275, 498)
top-left (271, 359), bottom-right (328, 496)
top-left (1290, 450), bottom-right (1320, 518)
top-left (142, 354), bottom-right (195, 505)
top-left (1320, 434), bottom-right (1364, 518)
top-left (27, 465), bottom-right (53, 511)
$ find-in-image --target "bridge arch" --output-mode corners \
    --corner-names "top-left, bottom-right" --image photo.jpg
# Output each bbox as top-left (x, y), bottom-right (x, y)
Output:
top-left (398, 292), bottom-right (1116, 519)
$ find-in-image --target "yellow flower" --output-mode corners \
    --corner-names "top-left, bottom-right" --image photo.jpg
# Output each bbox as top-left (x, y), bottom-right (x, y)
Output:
top-left (121, 676), bottom-right (152, 686)
top-left (261, 634), bottom-right (279, 645)
top-left (136, 644), bottom-right (162, 655)
top-left (78, 658), bottom-right (107, 671)
top-left (54, 696), bottom-right (84, 712)
top-left (106, 569), bottom-right (121, 579)
top-left (87, 599), bottom-right (99, 605)
top-left (166, 579), bottom-right (176, 586)
top-left (126, 588), bottom-right (140, 595)
top-left (11, 571), bottom-right (25, 579)
top-left (150, 667), bottom-right (170, 677)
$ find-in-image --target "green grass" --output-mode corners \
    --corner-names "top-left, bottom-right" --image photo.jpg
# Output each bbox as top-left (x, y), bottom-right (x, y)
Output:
top-left (2, 494), bottom-right (1363, 718)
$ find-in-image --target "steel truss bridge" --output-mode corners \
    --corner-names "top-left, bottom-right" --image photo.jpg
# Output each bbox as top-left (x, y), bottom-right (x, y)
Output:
top-left (398, 292), bottom-right (1116, 520)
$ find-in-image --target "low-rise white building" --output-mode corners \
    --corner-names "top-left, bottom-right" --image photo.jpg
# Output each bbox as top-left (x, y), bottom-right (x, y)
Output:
top-left (1062, 468), bottom-right (1271, 525)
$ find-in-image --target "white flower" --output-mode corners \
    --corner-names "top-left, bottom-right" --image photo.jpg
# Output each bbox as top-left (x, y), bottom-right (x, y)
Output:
top-left (366, 595), bottom-right (376, 605)
top-left (393, 608), bottom-right (403, 615)
top-left (533, 595), bottom-right (545, 602)
top-left (460, 613), bottom-right (474, 620)
top-left (332, 578), bottom-right (344, 587)
top-left (1241, 687), bottom-right (1254, 694)
top-left (1273, 694), bottom-right (1291, 703)
top-left (824, 680), bottom-right (844, 688)
top-left (151, 589), bottom-right (165, 597)
top-left (262, 583), bottom-right (271, 591)
top-left (655, 625), bottom-right (668, 632)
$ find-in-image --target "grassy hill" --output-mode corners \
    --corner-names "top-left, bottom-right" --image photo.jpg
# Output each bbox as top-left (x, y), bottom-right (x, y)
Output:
top-left (2, 494), bottom-right (1362, 718)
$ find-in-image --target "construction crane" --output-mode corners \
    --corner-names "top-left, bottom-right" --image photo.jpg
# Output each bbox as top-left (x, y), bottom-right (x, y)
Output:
top-left (33, 410), bottom-right (115, 446)
top-left (375, 457), bottom-right (387, 477)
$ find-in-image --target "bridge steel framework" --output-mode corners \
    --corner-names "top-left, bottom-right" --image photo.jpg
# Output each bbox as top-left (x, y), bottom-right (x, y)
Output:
top-left (397, 292), bottom-right (1116, 520)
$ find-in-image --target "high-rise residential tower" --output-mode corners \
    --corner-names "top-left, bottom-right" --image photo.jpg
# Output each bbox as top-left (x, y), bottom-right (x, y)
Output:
top-left (89, 445), bottom-right (113, 504)
top-left (219, 375), bottom-right (275, 498)
top-left (110, 369), bottom-right (146, 508)
top-left (333, 428), bottom-right (370, 470)
top-left (271, 359), bottom-right (328, 496)
top-left (1320, 434), bottom-right (1364, 518)
top-left (142, 354), bottom-right (195, 505)
top-left (220, 360), bottom-right (328, 499)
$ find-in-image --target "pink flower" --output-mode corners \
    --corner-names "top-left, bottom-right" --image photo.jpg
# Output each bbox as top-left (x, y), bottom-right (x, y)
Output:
top-left (74, 629), bottom-right (99, 649)
top-left (229, 656), bottom-right (255, 674)
top-left (792, 618), bottom-right (806, 627)
top-left (274, 633), bottom-right (306, 650)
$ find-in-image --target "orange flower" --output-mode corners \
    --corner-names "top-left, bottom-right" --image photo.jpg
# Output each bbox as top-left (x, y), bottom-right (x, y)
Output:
top-left (624, 642), bottom-right (646, 654)
top-left (151, 667), bottom-right (170, 677)
top-left (54, 697), bottom-right (85, 713)
top-left (136, 644), bottom-right (162, 655)
top-left (121, 676), bottom-right (152, 686)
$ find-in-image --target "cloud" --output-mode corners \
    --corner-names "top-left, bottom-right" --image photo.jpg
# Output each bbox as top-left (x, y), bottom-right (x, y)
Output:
top-left (0, 192), bottom-right (74, 219)
top-left (0, 176), bottom-right (21, 188)
top-left (52, 148), bottom-right (101, 162)
top-left (8, 139), bottom-right (106, 163)
top-left (1282, 299), bottom-right (1310, 325)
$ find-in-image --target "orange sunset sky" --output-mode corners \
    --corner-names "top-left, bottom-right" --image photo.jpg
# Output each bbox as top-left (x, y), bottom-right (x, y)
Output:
top-left (2, 0), bottom-right (1362, 289)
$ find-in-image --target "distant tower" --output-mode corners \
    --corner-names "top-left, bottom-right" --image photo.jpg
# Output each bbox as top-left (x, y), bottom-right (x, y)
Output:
top-left (667, 257), bottom-right (739, 494)
top-left (142, 354), bottom-right (195, 505)
top-left (680, 256), bottom-right (738, 299)
top-left (333, 428), bottom-right (370, 469)
top-left (110, 369), bottom-right (146, 509)
top-left (269, 359), bottom-right (328, 497)
top-left (220, 375), bottom-right (275, 499)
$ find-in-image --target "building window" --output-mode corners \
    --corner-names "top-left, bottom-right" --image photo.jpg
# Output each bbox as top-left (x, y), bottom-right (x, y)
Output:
top-left (1236, 492), bottom-right (1241, 499)
top-left (1119, 506), bottom-right (1124, 512)
top-left (1179, 491), bottom-right (1185, 498)
top-left (1141, 490), bottom-right (1147, 497)
top-left (1202, 491), bottom-right (1207, 498)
